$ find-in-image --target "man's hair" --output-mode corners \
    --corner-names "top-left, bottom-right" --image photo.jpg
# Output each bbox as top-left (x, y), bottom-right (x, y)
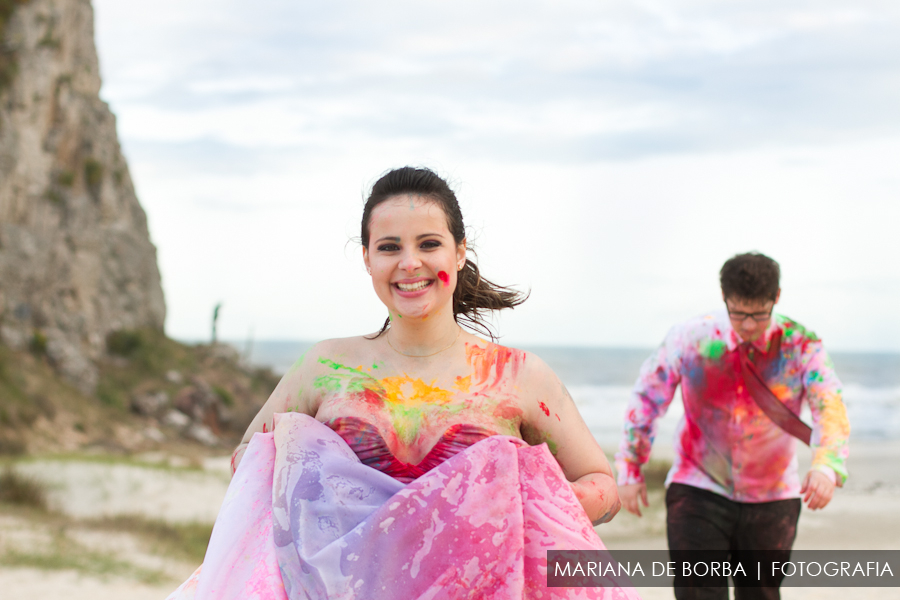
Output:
top-left (719, 252), bottom-right (780, 302)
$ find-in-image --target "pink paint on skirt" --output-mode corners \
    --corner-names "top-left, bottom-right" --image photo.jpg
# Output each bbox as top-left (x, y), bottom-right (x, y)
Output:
top-left (167, 413), bottom-right (641, 599)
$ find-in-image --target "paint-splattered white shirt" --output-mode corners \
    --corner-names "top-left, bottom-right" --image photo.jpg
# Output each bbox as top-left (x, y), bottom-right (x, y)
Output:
top-left (615, 310), bottom-right (850, 502)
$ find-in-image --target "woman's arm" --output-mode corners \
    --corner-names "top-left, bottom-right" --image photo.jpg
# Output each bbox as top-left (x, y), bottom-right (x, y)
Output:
top-left (519, 353), bottom-right (620, 525)
top-left (231, 348), bottom-right (318, 474)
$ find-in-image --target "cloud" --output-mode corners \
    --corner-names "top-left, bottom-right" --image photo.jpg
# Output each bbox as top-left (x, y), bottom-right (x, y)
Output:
top-left (92, 0), bottom-right (900, 350)
top-left (96, 0), bottom-right (900, 164)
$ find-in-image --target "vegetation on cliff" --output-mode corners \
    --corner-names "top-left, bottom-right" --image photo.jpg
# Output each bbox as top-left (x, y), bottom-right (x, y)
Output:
top-left (1, 0), bottom-right (167, 395)
top-left (0, 0), bottom-right (30, 90)
top-left (0, 333), bottom-right (279, 457)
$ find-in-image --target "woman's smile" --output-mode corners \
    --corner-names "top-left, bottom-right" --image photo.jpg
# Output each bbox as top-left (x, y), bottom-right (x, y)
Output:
top-left (394, 278), bottom-right (435, 295)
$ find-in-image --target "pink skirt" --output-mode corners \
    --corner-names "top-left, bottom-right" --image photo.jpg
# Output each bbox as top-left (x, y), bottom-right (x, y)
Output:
top-left (167, 412), bottom-right (640, 599)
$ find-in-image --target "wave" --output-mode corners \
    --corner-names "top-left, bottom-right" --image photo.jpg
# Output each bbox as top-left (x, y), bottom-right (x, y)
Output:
top-left (569, 383), bottom-right (900, 448)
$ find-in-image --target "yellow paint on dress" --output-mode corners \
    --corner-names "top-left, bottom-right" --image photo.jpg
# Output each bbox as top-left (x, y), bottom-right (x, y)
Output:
top-left (379, 376), bottom-right (454, 406)
top-left (375, 376), bottom-right (458, 445)
top-left (454, 375), bottom-right (471, 393)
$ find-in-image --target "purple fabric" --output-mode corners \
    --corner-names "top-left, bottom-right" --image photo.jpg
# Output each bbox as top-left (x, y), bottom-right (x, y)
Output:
top-left (168, 413), bottom-right (641, 599)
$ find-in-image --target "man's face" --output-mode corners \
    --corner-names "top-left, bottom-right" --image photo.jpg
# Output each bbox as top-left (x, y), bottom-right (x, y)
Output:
top-left (724, 290), bottom-right (780, 342)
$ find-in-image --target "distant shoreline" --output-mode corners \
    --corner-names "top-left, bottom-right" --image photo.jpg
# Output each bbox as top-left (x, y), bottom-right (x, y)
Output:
top-left (205, 338), bottom-right (900, 384)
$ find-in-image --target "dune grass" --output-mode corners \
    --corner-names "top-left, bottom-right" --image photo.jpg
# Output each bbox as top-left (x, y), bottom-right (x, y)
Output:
top-left (0, 459), bottom-right (212, 582)
top-left (86, 515), bottom-right (213, 564)
top-left (0, 467), bottom-right (48, 509)
top-left (1, 544), bottom-right (168, 585)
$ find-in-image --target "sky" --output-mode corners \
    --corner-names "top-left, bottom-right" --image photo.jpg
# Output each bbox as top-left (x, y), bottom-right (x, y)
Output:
top-left (91, 0), bottom-right (900, 351)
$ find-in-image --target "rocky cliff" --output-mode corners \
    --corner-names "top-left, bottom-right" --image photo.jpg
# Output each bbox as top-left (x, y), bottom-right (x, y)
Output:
top-left (0, 0), bottom-right (165, 394)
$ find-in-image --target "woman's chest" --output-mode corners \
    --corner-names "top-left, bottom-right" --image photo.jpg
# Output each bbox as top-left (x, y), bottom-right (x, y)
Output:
top-left (312, 371), bottom-right (525, 463)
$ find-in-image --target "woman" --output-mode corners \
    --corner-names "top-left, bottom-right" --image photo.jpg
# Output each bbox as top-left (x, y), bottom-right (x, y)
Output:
top-left (168, 167), bottom-right (637, 600)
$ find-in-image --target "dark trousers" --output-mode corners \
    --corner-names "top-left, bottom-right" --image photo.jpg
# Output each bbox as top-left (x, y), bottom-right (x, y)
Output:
top-left (666, 483), bottom-right (801, 600)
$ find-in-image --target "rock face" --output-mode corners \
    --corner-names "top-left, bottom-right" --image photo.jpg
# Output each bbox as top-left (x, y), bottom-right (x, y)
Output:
top-left (0, 0), bottom-right (165, 393)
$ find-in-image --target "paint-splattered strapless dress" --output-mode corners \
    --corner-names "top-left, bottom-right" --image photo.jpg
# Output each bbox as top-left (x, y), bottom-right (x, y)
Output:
top-left (165, 412), bottom-right (640, 600)
top-left (326, 416), bottom-right (495, 483)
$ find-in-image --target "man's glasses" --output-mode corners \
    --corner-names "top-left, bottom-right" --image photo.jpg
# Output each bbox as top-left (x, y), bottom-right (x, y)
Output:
top-left (727, 309), bottom-right (773, 322)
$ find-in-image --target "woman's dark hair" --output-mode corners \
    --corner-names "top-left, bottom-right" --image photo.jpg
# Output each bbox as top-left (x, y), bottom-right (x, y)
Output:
top-left (720, 252), bottom-right (780, 302)
top-left (362, 166), bottom-right (527, 340)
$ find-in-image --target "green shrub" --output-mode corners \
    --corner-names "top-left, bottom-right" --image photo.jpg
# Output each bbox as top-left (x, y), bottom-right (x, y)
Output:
top-left (0, 0), bottom-right (29, 25)
top-left (56, 169), bottom-right (75, 187)
top-left (213, 385), bottom-right (235, 407)
top-left (106, 328), bottom-right (181, 376)
top-left (97, 386), bottom-right (124, 409)
top-left (0, 1), bottom-right (31, 91)
top-left (37, 28), bottom-right (60, 49)
top-left (0, 467), bottom-right (48, 509)
top-left (29, 330), bottom-right (47, 356)
top-left (84, 158), bottom-right (103, 188)
top-left (43, 188), bottom-right (64, 205)
top-left (106, 330), bottom-right (142, 357)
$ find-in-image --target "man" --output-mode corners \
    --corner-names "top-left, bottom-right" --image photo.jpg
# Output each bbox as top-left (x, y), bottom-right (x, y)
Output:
top-left (615, 252), bottom-right (850, 600)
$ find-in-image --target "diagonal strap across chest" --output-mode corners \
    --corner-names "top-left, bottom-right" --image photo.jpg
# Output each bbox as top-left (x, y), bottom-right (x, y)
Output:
top-left (738, 335), bottom-right (812, 445)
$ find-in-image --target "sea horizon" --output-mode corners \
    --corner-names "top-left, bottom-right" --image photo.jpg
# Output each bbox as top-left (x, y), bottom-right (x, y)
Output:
top-left (210, 338), bottom-right (900, 446)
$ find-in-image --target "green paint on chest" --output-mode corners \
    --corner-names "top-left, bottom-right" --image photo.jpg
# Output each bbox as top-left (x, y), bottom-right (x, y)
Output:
top-left (313, 374), bottom-right (343, 393)
top-left (388, 405), bottom-right (426, 445)
top-left (699, 339), bottom-right (727, 360)
top-left (313, 358), bottom-right (381, 395)
top-left (318, 358), bottom-right (361, 372)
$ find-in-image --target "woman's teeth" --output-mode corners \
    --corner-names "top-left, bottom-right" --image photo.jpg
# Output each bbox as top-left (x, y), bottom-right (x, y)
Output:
top-left (396, 280), bottom-right (432, 292)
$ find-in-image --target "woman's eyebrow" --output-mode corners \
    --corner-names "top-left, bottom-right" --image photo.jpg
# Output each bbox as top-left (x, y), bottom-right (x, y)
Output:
top-left (375, 236), bottom-right (401, 244)
top-left (416, 233), bottom-right (444, 240)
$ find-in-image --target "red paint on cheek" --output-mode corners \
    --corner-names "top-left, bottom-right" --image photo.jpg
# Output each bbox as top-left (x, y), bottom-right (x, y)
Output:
top-left (437, 271), bottom-right (449, 285)
top-left (556, 413), bottom-right (561, 421)
top-left (539, 401), bottom-right (550, 416)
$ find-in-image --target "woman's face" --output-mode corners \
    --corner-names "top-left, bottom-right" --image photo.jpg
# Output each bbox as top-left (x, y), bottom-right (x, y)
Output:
top-left (363, 195), bottom-right (465, 321)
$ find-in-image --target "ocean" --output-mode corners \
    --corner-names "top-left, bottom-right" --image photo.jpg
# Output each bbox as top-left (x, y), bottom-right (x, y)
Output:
top-left (236, 341), bottom-right (900, 450)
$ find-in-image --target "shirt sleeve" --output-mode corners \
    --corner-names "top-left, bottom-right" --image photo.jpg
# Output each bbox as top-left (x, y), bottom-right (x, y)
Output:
top-left (801, 340), bottom-right (850, 486)
top-left (615, 326), bottom-right (683, 486)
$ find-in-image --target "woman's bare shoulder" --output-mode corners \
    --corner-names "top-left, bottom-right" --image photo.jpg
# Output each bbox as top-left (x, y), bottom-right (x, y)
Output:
top-left (466, 338), bottom-right (557, 389)
top-left (273, 335), bottom-right (382, 411)
top-left (508, 346), bottom-right (563, 396)
top-left (294, 335), bottom-right (384, 374)
top-left (482, 340), bottom-right (554, 375)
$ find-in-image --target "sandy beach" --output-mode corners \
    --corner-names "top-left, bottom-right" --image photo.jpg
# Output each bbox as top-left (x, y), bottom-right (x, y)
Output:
top-left (1, 441), bottom-right (898, 599)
